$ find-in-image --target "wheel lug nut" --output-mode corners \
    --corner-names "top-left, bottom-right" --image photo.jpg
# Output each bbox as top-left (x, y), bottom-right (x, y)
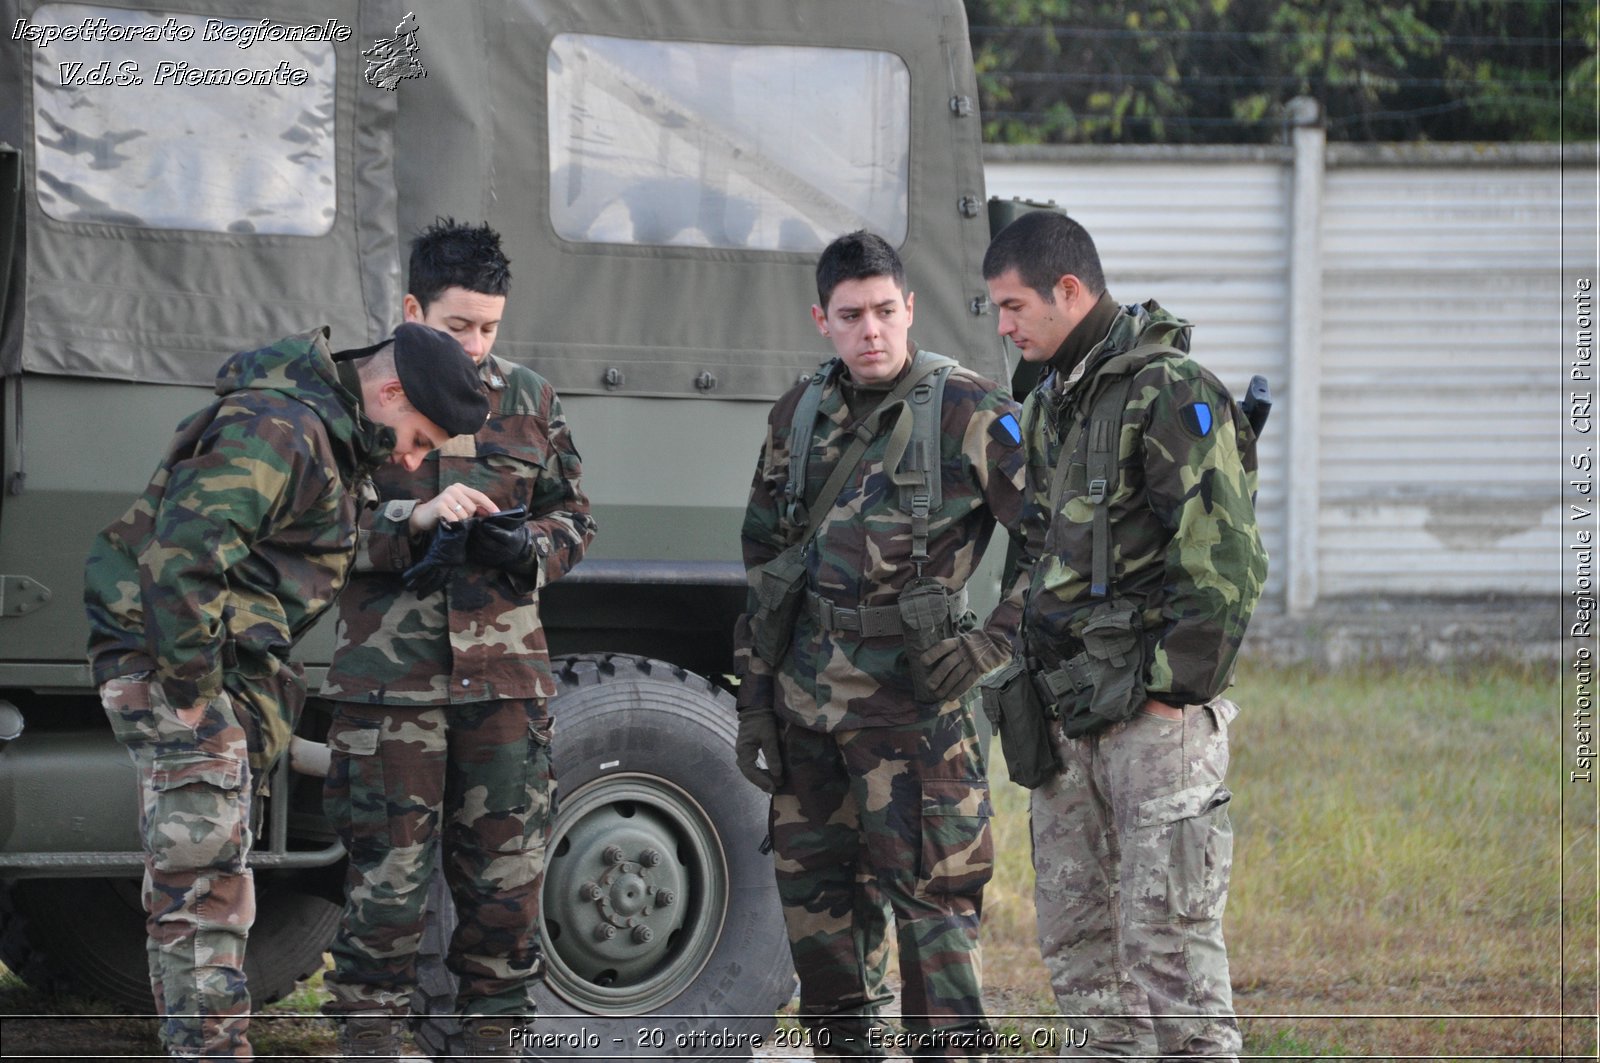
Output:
top-left (580, 882), bottom-right (602, 902)
top-left (639, 848), bottom-right (663, 867)
top-left (632, 925), bottom-right (653, 944)
top-left (602, 845), bottom-right (625, 865)
top-left (655, 889), bottom-right (675, 906)
top-left (593, 923), bottom-right (616, 941)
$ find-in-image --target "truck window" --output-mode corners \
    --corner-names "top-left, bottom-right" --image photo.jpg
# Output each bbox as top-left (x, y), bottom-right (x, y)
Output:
top-left (548, 34), bottom-right (910, 252)
top-left (29, 3), bottom-right (336, 235)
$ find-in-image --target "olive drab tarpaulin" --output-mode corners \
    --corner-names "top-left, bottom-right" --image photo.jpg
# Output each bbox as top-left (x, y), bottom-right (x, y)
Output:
top-left (392, 0), bottom-right (1003, 400)
top-left (4, 0), bottom-right (999, 399)
top-left (0, 0), bottom-right (402, 382)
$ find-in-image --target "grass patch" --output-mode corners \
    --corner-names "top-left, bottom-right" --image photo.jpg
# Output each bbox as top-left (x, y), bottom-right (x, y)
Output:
top-left (3, 662), bottom-right (1587, 1058)
top-left (983, 659), bottom-right (1592, 1057)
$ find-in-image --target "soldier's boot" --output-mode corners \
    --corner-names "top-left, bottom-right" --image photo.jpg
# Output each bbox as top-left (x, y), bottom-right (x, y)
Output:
top-left (461, 1015), bottom-right (522, 1058)
top-left (807, 1016), bottom-right (887, 1063)
top-left (337, 1012), bottom-right (404, 1062)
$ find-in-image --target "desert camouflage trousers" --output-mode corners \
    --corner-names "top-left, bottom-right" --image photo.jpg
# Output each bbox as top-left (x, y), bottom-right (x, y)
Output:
top-left (322, 698), bottom-right (553, 1018)
top-left (769, 706), bottom-right (994, 1058)
top-left (102, 675), bottom-right (264, 1060)
top-left (1030, 699), bottom-right (1241, 1058)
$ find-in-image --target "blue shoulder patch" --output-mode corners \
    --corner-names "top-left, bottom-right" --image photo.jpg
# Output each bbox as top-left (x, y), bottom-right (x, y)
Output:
top-left (990, 412), bottom-right (1022, 446)
top-left (1180, 401), bottom-right (1213, 438)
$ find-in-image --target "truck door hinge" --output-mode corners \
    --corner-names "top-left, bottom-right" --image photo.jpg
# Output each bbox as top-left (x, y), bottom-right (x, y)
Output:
top-left (0, 575), bottom-right (51, 618)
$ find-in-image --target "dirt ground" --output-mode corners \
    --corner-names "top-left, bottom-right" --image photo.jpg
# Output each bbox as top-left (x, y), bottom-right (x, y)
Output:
top-left (3, 982), bottom-right (1594, 1060)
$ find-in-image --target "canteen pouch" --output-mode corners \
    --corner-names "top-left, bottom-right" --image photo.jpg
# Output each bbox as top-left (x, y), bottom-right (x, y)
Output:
top-left (1054, 599), bottom-right (1149, 738)
top-left (899, 576), bottom-right (957, 702)
top-left (979, 657), bottom-right (1059, 789)
top-left (752, 544), bottom-right (809, 667)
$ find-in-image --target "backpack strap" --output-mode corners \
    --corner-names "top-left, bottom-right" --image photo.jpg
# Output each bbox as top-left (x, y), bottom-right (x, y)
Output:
top-left (785, 351), bottom-right (954, 548)
top-left (884, 351), bottom-right (956, 575)
top-left (1035, 341), bottom-right (1184, 601)
top-left (1084, 372), bottom-right (1140, 598)
top-left (783, 359), bottom-right (843, 527)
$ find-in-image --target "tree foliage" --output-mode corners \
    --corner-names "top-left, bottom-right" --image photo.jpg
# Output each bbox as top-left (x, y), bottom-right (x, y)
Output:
top-left (966, 0), bottom-right (1596, 143)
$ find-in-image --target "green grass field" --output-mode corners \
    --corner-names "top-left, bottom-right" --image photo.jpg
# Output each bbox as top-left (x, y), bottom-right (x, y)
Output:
top-left (981, 660), bottom-right (1596, 1059)
top-left (3, 662), bottom-right (1592, 1059)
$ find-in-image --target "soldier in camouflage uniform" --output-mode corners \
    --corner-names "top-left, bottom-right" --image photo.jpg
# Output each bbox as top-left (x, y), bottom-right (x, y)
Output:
top-left (735, 231), bottom-right (1027, 1058)
top-left (319, 221), bottom-right (595, 1060)
top-left (84, 325), bottom-right (489, 1060)
top-left (983, 211), bottom-right (1267, 1059)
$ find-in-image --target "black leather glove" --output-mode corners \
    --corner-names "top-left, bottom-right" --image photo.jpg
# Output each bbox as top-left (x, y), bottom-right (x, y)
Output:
top-left (919, 630), bottom-right (1012, 703)
top-left (403, 518), bottom-right (471, 596)
top-left (735, 708), bottom-right (784, 794)
top-left (466, 506), bottom-right (534, 570)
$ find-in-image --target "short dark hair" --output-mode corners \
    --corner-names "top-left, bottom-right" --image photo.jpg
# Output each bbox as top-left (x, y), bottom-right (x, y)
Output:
top-left (407, 218), bottom-right (512, 310)
top-left (982, 211), bottom-right (1105, 302)
top-left (815, 230), bottom-right (906, 310)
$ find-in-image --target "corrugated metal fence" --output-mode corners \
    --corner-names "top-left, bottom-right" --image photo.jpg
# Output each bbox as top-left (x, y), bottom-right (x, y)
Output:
top-left (984, 136), bottom-right (1595, 613)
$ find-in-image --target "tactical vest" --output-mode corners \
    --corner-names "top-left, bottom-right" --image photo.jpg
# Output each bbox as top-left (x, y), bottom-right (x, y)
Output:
top-left (1021, 319), bottom-right (1259, 736)
top-left (783, 348), bottom-right (956, 571)
top-left (760, 349), bottom-right (967, 696)
top-left (1022, 337), bottom-right (1179, 603)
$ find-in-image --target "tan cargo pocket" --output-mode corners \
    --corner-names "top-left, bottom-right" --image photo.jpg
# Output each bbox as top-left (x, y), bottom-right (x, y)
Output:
top-left (1129, 782), bottom-right (1233, 924)
top-left (916, 778), bottom-right (994, 898)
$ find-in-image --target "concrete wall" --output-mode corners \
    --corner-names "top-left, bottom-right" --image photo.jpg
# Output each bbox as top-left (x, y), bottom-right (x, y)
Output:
top-left (983, 134), bottom-right (1595, 661)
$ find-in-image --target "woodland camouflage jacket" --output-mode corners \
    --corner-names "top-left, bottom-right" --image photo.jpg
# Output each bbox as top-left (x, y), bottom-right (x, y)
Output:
top-left (321, 354), bottom-right (594, 705)
top-left (737, 351), bottom-right (1028, 731)
top-left (1010, 301), bottom-right (1268, 707)
top-left (85, 328), bottom-right (390, 716)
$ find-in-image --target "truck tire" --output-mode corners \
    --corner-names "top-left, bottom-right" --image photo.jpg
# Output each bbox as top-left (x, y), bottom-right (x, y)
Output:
top-left (0, 874), bottom-right (339, 1012)
top-left (413, 653), bottom-right (795, 1059)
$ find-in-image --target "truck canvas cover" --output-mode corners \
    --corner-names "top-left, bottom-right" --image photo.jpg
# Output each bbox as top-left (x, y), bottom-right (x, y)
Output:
top-left (1, 0), bottom-right (1003, 399)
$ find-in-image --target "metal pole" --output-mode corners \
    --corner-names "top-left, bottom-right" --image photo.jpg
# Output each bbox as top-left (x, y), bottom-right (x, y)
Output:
top-left (1286, 96), bottom-right (1325, 615)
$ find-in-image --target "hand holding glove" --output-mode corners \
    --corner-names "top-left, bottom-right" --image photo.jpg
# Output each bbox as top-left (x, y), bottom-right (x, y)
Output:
top-left (918, 629), bottom-right (1012, 703)
top-left (734, 708), bottom-right (785, 794)
top-left (402, 518), bottom-right (472, 596)
top-left (466, 506), bottom-right (534, 571)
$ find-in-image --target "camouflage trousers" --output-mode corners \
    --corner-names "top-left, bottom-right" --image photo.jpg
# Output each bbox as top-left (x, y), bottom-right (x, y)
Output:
top-left (1030, 699), bottom-right (1240, 1059)
top-left (101, 675), bottom-right (265, 1060)
top-left (770, 706), bottom-right (993, 1058)
top-left (322, 698), bottom-right (553, 1018)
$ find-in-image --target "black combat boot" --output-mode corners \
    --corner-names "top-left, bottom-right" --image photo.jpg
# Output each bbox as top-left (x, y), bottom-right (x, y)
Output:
top-left (338, 1012), bottom-right (404, 1062)
top-left (460, 1015), bottom-right (522, 1058)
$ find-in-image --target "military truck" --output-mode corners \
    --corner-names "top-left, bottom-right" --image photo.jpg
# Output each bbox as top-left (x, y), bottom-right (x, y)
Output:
top-left (0, 0), bottom-right (1012, 1053)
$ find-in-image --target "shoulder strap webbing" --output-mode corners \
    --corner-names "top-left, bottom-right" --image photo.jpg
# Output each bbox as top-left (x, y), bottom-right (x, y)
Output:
top-left (1037, 341), bottom-right (1184, 600)
top-left (787, 352), bottom-right (954, 548)
top-left (884, 352), bottom-right (956, 572)
top-left (784, 359), bottom-right (842, 524)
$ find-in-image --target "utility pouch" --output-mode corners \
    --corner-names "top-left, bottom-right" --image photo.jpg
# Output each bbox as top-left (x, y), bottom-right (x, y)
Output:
top-left (899, 576), bottom-right (957, 702)
top-left (752, 544), bottom-right (809, 667)
top-left (979, 657), bottom-right (1059, 789)
top-left (1054, 599), bottom-right (1148, 738)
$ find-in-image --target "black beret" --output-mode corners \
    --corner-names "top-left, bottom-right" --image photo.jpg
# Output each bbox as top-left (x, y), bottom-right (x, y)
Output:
top-left (391, 322), bottom-right (489, 437)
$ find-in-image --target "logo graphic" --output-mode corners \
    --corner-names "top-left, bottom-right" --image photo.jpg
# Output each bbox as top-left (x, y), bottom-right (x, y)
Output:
top-left (363, 11), bottom-right (425, 91)
top-left (1180, 400), bottom-right (1213, 438)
